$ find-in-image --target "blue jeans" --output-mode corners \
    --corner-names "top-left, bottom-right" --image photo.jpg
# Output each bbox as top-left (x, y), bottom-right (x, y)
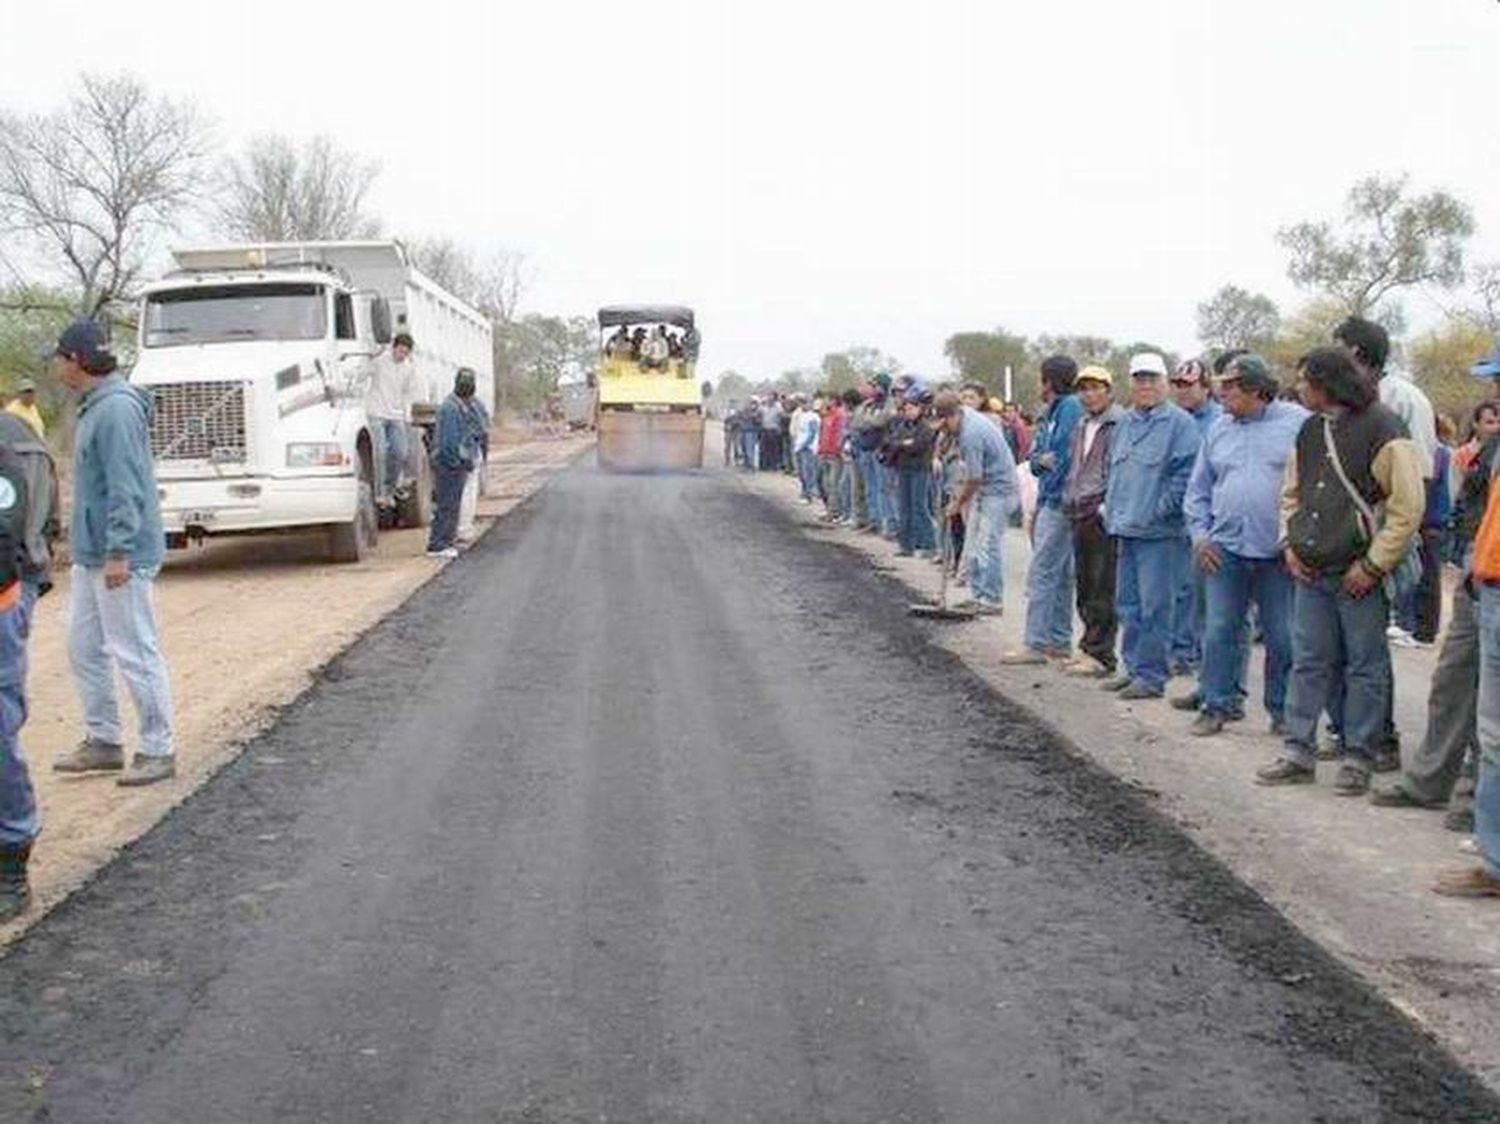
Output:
top-left (374, 417), bottom-right (409, 500)
top-left (968, 490), bottom-right (1008, 607)
top-left (796, 448), bottom-right (818, 499)
top-left (1024, 504), bottom-right (1075, 653)
top-left (427, 462), bottom-right (471, 551)
top-left (880, 463), bottom-right (901, 535)
top-left (1117, 537), bottom-right (1179, 693)
top-left (0, 586), bottom-right (36, 846)
top-left (739, 429), bottom-right (760, 470)
top-left (1201, 552), bottom-right (1292, 720)
top-left (69, 564), bottom-right (174, 758)
top-left (1475, 584), bottom-right (1500, 877)
top-left (1170, 537), bottom-right (1200, 671)
top-left (857, 450), bottom-right (885, 528)
top-left (897, 469), bottom-right (935, 552)
top-left (1280, 574), bottom-right (1392, 767)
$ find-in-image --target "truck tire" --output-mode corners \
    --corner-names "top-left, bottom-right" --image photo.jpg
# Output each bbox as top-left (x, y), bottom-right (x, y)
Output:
top-left (394, 454), bottom-right (433, 529)
top-left (329, 477), bottom-right (378, 563)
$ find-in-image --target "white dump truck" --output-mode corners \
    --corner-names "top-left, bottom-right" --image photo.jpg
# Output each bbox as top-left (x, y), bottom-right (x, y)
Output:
top-left (132, 242), bottom-right (494, 562)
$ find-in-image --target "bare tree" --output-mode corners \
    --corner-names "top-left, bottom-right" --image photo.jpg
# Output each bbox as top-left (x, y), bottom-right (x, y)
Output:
top-left (406, 236), bottom-right (483, 307)
top-left (0, 72), bottom-right (209, 317)
top-left (474, 248), bottom-right (534, 325)
top-left (217, 134), bottom-right (381, 242)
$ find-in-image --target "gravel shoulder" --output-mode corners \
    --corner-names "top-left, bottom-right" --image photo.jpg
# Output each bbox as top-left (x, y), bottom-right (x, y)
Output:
top-left (1, 432), bottom-right (592, 947)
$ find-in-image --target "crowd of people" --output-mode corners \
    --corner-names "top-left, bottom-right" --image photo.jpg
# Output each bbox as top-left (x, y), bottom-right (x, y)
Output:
top-left (604, 324), bottom-right (701, 370)
top-left (738, 317), bottom-right (1500, 899)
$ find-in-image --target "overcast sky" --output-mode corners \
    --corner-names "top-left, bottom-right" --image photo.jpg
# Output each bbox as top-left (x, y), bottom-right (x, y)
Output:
top-left (2, 0), bottom-right (1496, 379)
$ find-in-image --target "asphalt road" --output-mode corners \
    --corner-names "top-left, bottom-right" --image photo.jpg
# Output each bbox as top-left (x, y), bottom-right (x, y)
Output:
top-left (0, 464), bottom-right (1493, 1122)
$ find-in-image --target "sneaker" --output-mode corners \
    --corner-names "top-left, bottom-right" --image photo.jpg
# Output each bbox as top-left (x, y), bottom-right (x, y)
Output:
top-left (1118, 681), bottom-right (1163, 700)
top-left (999, 648), bottom-right (1049, 666)
top-left (973, 600), bottom-right (1004, 617)
top-left (1043, 647), bottom-right (1073, 663)
top-left (0, 841), bottom-right (30, 924)
top-left (1316, 736), bottom-right (1343, 762)
top-left (1255, 757), bottom-right (1316, 786)
top-left (1332, 760), bottom-right (1371, 796)
top-left (895, 548), bottom-right (914, 557)
top-left (1191, 712), bottom-right (1227, 737)
top-left (1390, 632), bottom-right (1422, 649)
top-left (52, 738), bottom-right (125, 774)
top-left (1062, 655), bottom-right (1112, 678)
top-left (1100, 674), bottom-right (1134, 692)
top-left (116, 755), bottom-right (176, 788)
top-left (1386, 624), bottom-right (1412, 641)
top-left (1170, 691), bottom-right (1202, 712)
top-left (425, 547), bottom-right (460, 560)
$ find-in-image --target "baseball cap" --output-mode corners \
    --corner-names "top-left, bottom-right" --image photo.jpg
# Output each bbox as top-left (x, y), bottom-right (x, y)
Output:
top-left (16, 378), bottom-right (36, 393)
top-left (1216, 353), bottom-right (1277, 394)
top-left (1472, 338), bottom-right (1500, 378)
top-left (54, 319), bottom-right (113, 371)
top-left (1075, 365), bottom-right (1113, 388)
top-left (1129, 352), bottom-right (1168, 378)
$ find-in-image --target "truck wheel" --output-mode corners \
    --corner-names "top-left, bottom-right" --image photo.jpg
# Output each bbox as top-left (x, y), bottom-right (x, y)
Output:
top-left (329, 477), bottom-right (378, 563)
top-left (394, 454), bottom-right (433, 529)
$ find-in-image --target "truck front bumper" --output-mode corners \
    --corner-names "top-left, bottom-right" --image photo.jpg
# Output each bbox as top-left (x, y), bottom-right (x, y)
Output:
top-left (159, 475), bottom-right (358, 536)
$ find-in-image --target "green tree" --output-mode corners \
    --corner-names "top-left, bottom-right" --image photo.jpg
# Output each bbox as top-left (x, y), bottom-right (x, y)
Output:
top-left (1277, 174), bottom-right (1474, 330)
top-left (0, 282), bottom-right (73, 427)
top-left (1264, 296), bottom-right (1347, 380)
top-left (821, 345), bottom-right (900, 394)
top-left (1027, 334), bottom-right (1115, 370)
top-left (1195, 284), bottom-right (1281, 354)
top-left (944, 328), bottom-right (1028, 393)
top-left (495, 314), bottom-right (594, 411)
top-left (1408, 317), bottom-right (1494, 425)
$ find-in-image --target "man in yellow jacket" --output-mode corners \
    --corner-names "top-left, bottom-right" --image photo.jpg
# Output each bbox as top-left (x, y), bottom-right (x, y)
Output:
top-left (5, 380), bottom-right (44, 438)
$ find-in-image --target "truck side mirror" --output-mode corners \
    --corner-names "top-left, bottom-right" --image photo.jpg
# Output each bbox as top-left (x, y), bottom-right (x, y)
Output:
top-left (586, 370), bottom-right (598, 389)
top-left (700, 381), bottom-right (714, 399)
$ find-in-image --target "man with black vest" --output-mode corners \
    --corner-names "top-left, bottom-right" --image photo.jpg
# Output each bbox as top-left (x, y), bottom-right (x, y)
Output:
top-left (1257, 347), bottom-right (1423, 795)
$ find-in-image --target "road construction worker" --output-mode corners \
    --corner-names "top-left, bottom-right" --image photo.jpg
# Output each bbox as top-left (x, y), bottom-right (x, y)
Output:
top-left (427, 368), bottom-right (480, 559)
top-left (5, 379), bottom-right (44, 438)
top-left (367, 332), bottom-right (418, 509)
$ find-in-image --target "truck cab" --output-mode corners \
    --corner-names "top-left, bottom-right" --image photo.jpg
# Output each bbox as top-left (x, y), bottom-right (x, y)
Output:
top-left (133, 253), bottom-right (388, 562)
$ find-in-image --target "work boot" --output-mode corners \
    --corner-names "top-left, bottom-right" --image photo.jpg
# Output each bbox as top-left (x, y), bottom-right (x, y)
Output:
top-left (0, 841), bottom-right (31, 924)
top-left (1445, 803), bottom-right (1476, 834)
top-left (1332, 759), bottom-right (1371, 797)
top-left (1100, 673), bottom-right (1133, 692)
top-left (116, 754), bottom-right (176, 788)
top-left (1118, 681), bottom-right (1163, 700)
top-left (1170, 690), bottom-right (1202, 712)
top-left (1255, 757), bottom-right (1315, 786)
top-left (52, 737), bottom-right (124, 774)
top-left (1191, 712), bottom-right (1227, 737)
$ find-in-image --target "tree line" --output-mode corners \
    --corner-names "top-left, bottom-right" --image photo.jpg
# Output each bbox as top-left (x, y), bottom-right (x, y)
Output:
top-left (0, 72), bottom-right (587, 422)
top-left (724, 174), bottom-right (1492, 425)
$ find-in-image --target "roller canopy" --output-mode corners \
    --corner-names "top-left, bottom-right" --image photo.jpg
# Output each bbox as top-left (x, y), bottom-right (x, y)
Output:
top-left (598, 305), bottom-right (695, 329)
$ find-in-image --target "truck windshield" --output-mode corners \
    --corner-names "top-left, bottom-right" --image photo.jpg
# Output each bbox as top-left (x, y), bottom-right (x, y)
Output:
top-left (143, 283), bottom-right (327, 348)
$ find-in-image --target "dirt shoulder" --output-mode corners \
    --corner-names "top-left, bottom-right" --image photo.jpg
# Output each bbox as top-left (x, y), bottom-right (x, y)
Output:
top-left (741, 462), bottom-right (1500, 1091)
top-left (1, 431), bottom-right (593, 947)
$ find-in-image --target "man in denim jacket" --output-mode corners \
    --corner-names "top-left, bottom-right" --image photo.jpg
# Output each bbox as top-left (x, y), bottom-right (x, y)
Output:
top-left (1100, 353), bottom-right (1201, 699)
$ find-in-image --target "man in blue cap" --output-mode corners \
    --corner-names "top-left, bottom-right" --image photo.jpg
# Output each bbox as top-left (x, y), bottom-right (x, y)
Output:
top-left (1471, 337), bottom-right (1500, 391)
top-left (49, 320), bottom-right (176, 787)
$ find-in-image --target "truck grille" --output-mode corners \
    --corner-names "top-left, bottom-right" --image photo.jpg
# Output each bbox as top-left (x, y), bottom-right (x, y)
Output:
top-left (150, 381), bottom-right (248, 462)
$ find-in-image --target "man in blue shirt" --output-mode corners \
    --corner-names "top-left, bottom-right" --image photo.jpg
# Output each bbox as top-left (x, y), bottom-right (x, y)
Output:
top-left (1101, 354), bottom-right (1201, 699)
top-left (426, 368), bottom-right (480, 559)
top-left (1182, 355), bottom-right (1308, 735)
top-left (936, 392), bottom-right (1019, 614)
top-left (1167, 358), bottom-right (1221, 676)
top-left (1003, 356), bottom-right (1083, 665)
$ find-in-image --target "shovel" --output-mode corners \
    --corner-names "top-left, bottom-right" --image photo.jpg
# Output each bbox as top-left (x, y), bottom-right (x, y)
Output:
top-left (908, 506), bottom-right (976, 621)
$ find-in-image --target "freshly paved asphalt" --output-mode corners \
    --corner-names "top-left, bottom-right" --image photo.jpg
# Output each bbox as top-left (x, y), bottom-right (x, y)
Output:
top-left (0, 465), bottom-right (1492, 1122)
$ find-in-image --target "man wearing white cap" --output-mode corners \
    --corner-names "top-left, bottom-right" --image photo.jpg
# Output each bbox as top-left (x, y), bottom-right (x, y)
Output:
top-left (1099, 353), bottom-right (1202, 699)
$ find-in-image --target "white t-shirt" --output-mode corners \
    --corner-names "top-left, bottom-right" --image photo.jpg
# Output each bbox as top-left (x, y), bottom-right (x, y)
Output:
top-left (1081, 416), bottom-right (1104, 459)
top-left (367, 352), bottom-right (416, 421)
top-left (1379, 371), bottom-right (1437, 480)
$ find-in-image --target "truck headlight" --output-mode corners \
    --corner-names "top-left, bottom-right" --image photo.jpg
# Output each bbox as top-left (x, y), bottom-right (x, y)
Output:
top-left (286, 443), bottom-right (347, 468)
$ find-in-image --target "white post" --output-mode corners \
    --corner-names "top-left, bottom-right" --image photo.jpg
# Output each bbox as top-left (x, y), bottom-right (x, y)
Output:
top-left (1004, 365), bottom-right (1013, 403)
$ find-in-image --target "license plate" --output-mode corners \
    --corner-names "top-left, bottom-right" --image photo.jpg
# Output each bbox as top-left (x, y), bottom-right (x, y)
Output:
top-left (182, 510), bottom-right (217, 526)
